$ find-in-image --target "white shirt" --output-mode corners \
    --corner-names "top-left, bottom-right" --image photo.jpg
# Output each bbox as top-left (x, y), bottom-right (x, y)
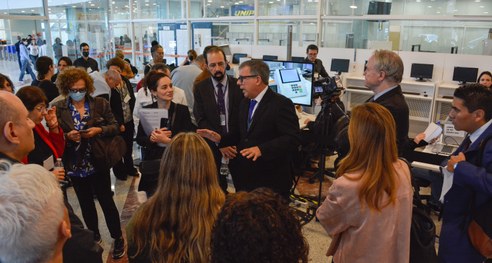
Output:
top-left (134, 86), bottom-right (188, 119)
top-left (250, 86), bottom-right (268, 118)
top-left (373, 85), bottom-right (398, 101)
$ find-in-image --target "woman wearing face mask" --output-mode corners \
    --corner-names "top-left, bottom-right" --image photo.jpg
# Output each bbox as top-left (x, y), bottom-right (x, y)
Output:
top-left (52, 67), bottom-right (126, 260)
top-left (136, 70), bottom-right (197, 196)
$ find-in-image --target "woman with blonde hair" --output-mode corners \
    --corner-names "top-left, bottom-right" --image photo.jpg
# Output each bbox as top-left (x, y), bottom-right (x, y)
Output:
top-left (126, 132), bottom-right (225, 263)
top-left (317, 102), bottom-right (413, 263)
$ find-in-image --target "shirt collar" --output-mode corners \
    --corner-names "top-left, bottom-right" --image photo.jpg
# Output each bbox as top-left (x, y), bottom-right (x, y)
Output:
top-left (374, 85), bottom-right (398, 101)
top-left (252, 86), bottom-right (268, 104)
top-left (470, 119), bottom-right (492, 144)
top-left (211, 75), bottom-right (228, 88)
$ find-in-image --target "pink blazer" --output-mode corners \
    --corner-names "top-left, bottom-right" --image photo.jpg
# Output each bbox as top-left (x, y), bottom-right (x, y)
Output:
top-left (317, 159), bottom-right (413, 263)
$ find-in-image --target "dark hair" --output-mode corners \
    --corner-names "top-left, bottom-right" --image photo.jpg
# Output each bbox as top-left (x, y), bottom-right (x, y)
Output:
top-left (35, 56), bottom-right (53, 80)
top-left (477, 71), bottom-right (492, 83)
top-left (16, 86), bottom-right (48, 111)
top-left (79, 42), bottom-right (89, 50)
top-left (205, 46), bottom-right (226, 65)
top-left (151, 40), bottom-right (159, 47)
top-left (143, 70), bottom-right (169, 93)
top-left (187, 49), bottom-right (198, 61)
top-left (150, 44), bottom-right (163, 55)
top-left (239, 60), bottom-right (269, 85)
top-left (0, 73), bottom-right (14, 92)
top-left (211, 188), bottom-right (309, 263)
top-left (57, 56), bottom-right (72, 66)
top-left (306, 44), bottom-right (319, 53)
top-left (150, 63), bottom-right (170, 75)
top-left (454, 83), bottom-right (492, 121)
top-left (106, 57), bottom-right (126, 71)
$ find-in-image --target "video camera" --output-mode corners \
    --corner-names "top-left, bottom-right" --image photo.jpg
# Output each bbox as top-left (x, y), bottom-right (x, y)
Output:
top-left (313, 75), bottom-right (344, 100)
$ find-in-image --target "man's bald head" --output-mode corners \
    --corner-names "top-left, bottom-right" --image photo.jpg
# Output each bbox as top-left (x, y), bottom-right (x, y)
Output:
top-left (0, 91), bottom-right (35, 161)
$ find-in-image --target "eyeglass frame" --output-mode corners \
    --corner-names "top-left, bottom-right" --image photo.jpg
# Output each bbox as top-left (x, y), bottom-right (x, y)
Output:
top-left (237, 75), bottom-right (258, 83)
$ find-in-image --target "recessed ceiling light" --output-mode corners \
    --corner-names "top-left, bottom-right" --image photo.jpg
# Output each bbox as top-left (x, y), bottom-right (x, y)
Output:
top-left (220, 5), bottom-right (224, 8)
top-left (350, 5), bottom-right (357, 9)
top-left (427, 5), bottom-right (432, 8)
top-left (484, 11), bottom-right (489, 14)
top-left (480, 5), bottom-right (484, 8)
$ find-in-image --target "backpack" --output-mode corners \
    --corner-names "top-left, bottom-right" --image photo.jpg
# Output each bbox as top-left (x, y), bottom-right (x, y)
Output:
top-left (401, 158), bottom-right (438, 263)
top-left (468, 136), bottom-right (492, 258)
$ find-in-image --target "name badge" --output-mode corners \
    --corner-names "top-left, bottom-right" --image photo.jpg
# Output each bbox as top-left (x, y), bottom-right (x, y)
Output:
top-left (220, 114), bottom-right (226, 126)
top-left (124, 94), bottom-right (131, 103)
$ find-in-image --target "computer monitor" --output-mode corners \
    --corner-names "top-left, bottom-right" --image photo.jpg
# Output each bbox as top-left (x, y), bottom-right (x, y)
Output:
top-left (219, 45), bottom-right (232, 56)
top-left (452, 66), bottom-right (479, 84)
top-left (291, 56), bottom-right (305, 62)
top-left (263, 59), bottom-right (314, 107)
top-left (330, 58), bottom-right (350, 74)
top-left (367, 1), bottom-right (392, 15)
top-left (232, 53), bottom-right (247, 64)
top-left (410, 63), bottom-right (434, 81)
top-left (262, 55), bottom-right (278, 61)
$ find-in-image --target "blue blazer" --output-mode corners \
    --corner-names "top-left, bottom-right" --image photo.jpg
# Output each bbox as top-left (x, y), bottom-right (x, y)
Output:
top-left (439, 123), bottom-right (492, 263)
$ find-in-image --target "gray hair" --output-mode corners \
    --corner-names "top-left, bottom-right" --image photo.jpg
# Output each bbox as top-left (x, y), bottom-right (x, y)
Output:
top-left (239, 60), bottom-right (270, 85)
top-left (105, 68), bottom-right (122, 82)
top-left (372, 50), bottom-right (404, 84)
top-left (0, 162), bottom-right (65, 263)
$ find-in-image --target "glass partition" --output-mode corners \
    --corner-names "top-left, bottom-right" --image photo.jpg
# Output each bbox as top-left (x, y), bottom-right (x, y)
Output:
top-left (0, 0), bottom-right (45, 16)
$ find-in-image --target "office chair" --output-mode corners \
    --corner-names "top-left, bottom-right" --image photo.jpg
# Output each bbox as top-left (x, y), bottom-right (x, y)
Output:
top-left (232, 53), bottom-right (247, 64)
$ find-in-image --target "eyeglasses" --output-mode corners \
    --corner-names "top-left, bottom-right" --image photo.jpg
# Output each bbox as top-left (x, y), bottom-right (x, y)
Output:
top-left (34, 105), bottom-right (47, 112)
top-left (238, 75), bottom-right (258, 83)
top-left (69, 88), bottom-right (87, 93)
top-left (208, 62), bottom-right (226, 69)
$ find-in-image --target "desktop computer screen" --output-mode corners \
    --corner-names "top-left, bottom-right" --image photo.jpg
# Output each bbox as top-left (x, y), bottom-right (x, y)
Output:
top-left (330, 58), bottom-right (350, 74)
top-left (263, 59), bottom-right (314, 107)
top-left (453, 66), bottom-right (479, 84)
top-left (410, 63), bottom-right (434, 81)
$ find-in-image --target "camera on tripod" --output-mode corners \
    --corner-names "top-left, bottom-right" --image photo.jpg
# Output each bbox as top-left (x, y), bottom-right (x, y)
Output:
top-left (313, 75), bottom-right (344, 100)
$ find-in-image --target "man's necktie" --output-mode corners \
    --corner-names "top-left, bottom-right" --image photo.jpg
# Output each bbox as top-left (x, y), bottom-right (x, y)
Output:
top-left (216, 83), bottom-right (226, 133)
top-left (248, 99), bottom-right (257, 129)
top-left (462, 136), bottom-right (471, 151)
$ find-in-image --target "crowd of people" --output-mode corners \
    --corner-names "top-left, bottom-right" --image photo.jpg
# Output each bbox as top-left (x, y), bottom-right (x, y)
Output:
top-left (0, 40), bottom-right (491, 263)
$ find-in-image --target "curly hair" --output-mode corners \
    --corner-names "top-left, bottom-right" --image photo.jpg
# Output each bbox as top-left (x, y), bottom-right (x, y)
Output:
top-left (211, 188), bottom-right (309, 263)
top-left (55, 67), bottom-right (95, 96)
top-left (127, 132), bottom-right (225, 263)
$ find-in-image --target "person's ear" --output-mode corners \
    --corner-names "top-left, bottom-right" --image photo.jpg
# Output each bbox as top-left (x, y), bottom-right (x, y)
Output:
top-left (473, 109), bottom-right (486, 122)
top-left (59, 208), bottom-right (71, 240)
top-left (3, 121), bottom-right (20, 145)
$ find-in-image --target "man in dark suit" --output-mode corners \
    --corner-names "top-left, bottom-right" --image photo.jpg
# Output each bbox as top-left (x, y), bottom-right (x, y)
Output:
top-left (220, 60), bottom-right (300, 198)
top-left (364, 50), bottom-right (410, 156)
top-left (439, 84), bottom-right (492, 263)
top-left (193, 46), bottom-right (243, 192)
top-left (106, 57), bottom-right (138, 180)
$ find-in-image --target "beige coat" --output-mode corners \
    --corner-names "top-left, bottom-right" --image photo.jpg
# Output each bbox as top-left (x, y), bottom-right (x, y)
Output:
top-left (317, 160), bottom-right (413, 263)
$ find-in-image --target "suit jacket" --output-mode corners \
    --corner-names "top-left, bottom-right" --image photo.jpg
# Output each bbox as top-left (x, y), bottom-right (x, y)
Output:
top-left (136, 102), bottom-right (196, 160)
top-left (193, 76), bottom-right (243, 136)
top-left (110, 76), bottom-right (136, 125)
top-left (439, 124), bottom-right (492, 263)
top-left (222, 88), bottom-right (301, 195)
top-left (371, 85), bottom-right (410, 156)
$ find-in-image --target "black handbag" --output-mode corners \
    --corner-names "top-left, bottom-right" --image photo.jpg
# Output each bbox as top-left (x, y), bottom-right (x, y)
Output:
top-left (91, 135), bottom-right (126, 170)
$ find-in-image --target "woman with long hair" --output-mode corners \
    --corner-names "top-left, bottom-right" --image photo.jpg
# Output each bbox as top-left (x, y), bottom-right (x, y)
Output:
top-left (34, 56), bottom-right (59, 102)
top-left (477, 71), bottom-right (492, 89)
top-left (127, 132), bottom-right (225, 263)
top-left (317, 102), bottom-right (413, 263)
top-left (51, 56), bottom-right (73, 83)
top-left (136, 69), bottom-right (195, 196)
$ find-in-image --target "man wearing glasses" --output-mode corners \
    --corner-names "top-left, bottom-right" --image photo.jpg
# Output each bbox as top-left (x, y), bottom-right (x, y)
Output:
top-left (220, 60), bottom-right (300, 199)
top-left (193, 46), bottom-right (243, 193)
